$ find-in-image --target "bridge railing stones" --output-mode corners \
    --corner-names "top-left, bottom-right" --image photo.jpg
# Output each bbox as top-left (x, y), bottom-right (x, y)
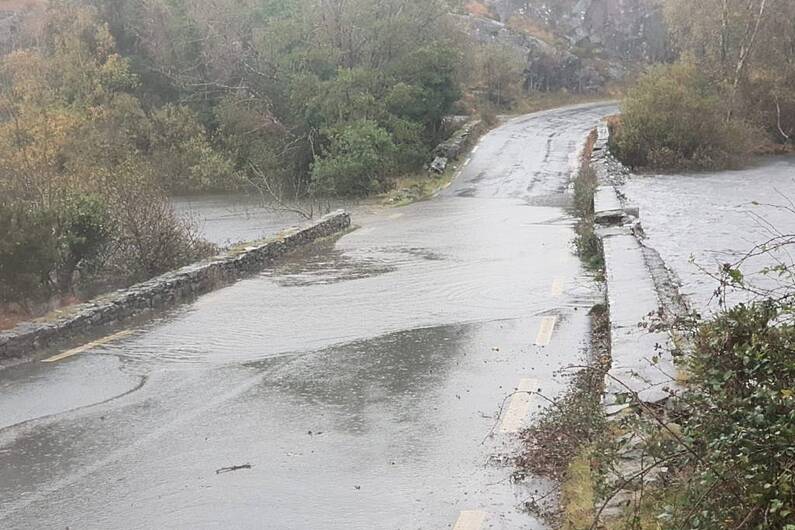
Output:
top-left (590, 125), bottom-right (694, 517)
top-left (0, 210), bottom-right (351, 362)
top-left (429, 119), bottom-right (483, 173)
top-left (591, 127), bottom-right (680, 415)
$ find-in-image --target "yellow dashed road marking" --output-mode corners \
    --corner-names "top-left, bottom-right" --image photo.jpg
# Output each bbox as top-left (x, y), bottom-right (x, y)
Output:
top-left (550, 278), bottom-right (564, 297)
top-left (387, 213), bottom-right (404, 220)
top-left (534, 316), bottom-right (557, 346)
top-left (500, 378), bottom-right (539, 433)
top-left (452, 510), bottom-right (487, 530)
top-left (42, 329), bottom-right (134, 363)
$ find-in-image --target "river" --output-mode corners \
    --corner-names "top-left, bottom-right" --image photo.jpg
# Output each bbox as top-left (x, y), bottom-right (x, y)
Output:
top-left (621, 155), bottom-right (795, 314)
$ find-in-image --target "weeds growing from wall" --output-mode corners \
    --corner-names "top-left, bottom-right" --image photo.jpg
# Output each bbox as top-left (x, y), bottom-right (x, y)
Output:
top-left (572, 129), bottom-right (604, 272)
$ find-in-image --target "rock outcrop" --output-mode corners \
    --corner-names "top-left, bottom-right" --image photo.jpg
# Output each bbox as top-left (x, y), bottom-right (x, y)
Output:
top-left (460, 0), bottom-right (669, 92)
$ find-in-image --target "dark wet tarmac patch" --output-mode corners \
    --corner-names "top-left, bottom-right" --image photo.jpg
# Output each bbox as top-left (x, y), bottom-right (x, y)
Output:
top-left (524, 193), bottom-right (573, 208)
top-left (262, 245), bottom-right (446, 287)
top-left (467, 171), bottom-right (488, 184)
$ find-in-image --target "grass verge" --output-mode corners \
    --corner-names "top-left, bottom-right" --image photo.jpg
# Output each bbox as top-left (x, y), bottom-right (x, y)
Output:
top-left (573, 129), bottom-right (604, 273)
top-left (380, 120), bottom-right (490, 206)
top-left (380, 162), bottom-right (462, 206)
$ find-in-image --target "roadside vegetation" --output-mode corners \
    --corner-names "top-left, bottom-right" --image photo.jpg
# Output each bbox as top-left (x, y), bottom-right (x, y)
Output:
top-left (0, 7), bottom-right (218, 318)
top-left (595, 264), bottom-right (795, 530)
top-left (572, 130), bottom-right (604, 272)
top-left (523, 123), bottom-right (795, 528)
top-left (0, 0), bottom-right (610, 321)
top-left (611, 0), bottom-right (795, 171)
top-left (0, 0), bottom-right (465, 318)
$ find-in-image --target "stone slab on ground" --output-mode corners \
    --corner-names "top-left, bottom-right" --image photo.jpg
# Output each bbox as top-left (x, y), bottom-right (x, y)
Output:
top-left (602, 230), bottom-right (675, 406)
top-left (592, 123), bottom-right (680, 410)
top-left (595, 185), bottom-right (623, 215)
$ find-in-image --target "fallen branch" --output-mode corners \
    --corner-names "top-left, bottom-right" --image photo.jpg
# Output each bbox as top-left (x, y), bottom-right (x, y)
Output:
top-left (216, 463), bottom-right (253, 474)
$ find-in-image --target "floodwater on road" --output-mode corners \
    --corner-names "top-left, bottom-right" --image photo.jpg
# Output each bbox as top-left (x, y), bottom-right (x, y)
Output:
top-left (622, 155), bottom-right (795, 313)
top-left (0, 103), bottom-right (616, 529)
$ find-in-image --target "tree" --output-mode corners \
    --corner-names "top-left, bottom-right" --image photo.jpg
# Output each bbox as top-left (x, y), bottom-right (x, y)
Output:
top-left (477, 43), bottom-right (525, 107)
top-left (311, 119), bottom-right (396, 197)
top-left (664, 0), bottom-right (795, 141)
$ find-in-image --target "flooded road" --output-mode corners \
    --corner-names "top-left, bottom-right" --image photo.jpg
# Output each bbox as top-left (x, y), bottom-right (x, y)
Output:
top-left (622, 156), bottom-right (795, 313)
top-left (0, 103), bottom-right (615, 529)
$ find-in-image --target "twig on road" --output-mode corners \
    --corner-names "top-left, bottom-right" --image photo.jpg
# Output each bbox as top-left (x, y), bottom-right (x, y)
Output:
top-left (216, 463), bottom-right (253, 474)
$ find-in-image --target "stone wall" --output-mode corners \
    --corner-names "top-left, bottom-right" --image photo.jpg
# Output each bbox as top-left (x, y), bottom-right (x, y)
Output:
top-left (433, 119), bottom-right (483, 160)
top-left (429, 119), bottom-right (484, 173)
top-left (0, 210), bottom-right (351, 361)
top-left (592, 127), bottom-right (681, 410)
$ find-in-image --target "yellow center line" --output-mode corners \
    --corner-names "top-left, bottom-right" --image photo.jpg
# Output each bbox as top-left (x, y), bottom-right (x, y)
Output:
top-left (387, 212), bottom-right (404, 220)
top-left (500, 378), bottom-right (539, 433)
top-left (550, 278), bottom-right (564, 297)
top-left (534, 316), bottom-right (557, 346)
top-left (452, 510), bottom-right (487, 530)
top-left (42, 329), bottom-right (134, 363)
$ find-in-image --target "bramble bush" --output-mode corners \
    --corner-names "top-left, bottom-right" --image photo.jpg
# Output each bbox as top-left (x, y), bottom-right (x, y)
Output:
top-left (664, 301), bottom-right (795, 529)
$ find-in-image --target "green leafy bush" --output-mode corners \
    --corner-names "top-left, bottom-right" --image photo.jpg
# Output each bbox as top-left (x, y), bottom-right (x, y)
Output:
top-left (0, 195), bottom-right (112, 302)
top-left (57, 194), bottom-right (114, 291)
top-left (611, 63), bottom-right (753, 171)
top-left (665, 302), bottom-right (795, 529)
top-left (311, 120), bottom-right (397, 197)
top-left (0, 195), bottom-right (113, 301)
top-left (0, 202), bottom-right (59, 303)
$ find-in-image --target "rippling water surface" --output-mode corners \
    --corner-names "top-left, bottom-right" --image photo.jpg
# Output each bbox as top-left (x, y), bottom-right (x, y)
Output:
top-left (622, 156), bottom-right (795, 313)
top-left (172, 193), bottom-right (367, 246)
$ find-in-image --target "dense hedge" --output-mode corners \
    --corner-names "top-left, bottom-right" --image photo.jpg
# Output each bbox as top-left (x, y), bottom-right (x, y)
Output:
top-left (610, 64), bottom-right (753, 172)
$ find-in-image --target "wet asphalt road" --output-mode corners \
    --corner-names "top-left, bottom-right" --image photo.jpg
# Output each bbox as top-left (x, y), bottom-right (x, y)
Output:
top-left (0, 102), bottom-right (616, 529)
